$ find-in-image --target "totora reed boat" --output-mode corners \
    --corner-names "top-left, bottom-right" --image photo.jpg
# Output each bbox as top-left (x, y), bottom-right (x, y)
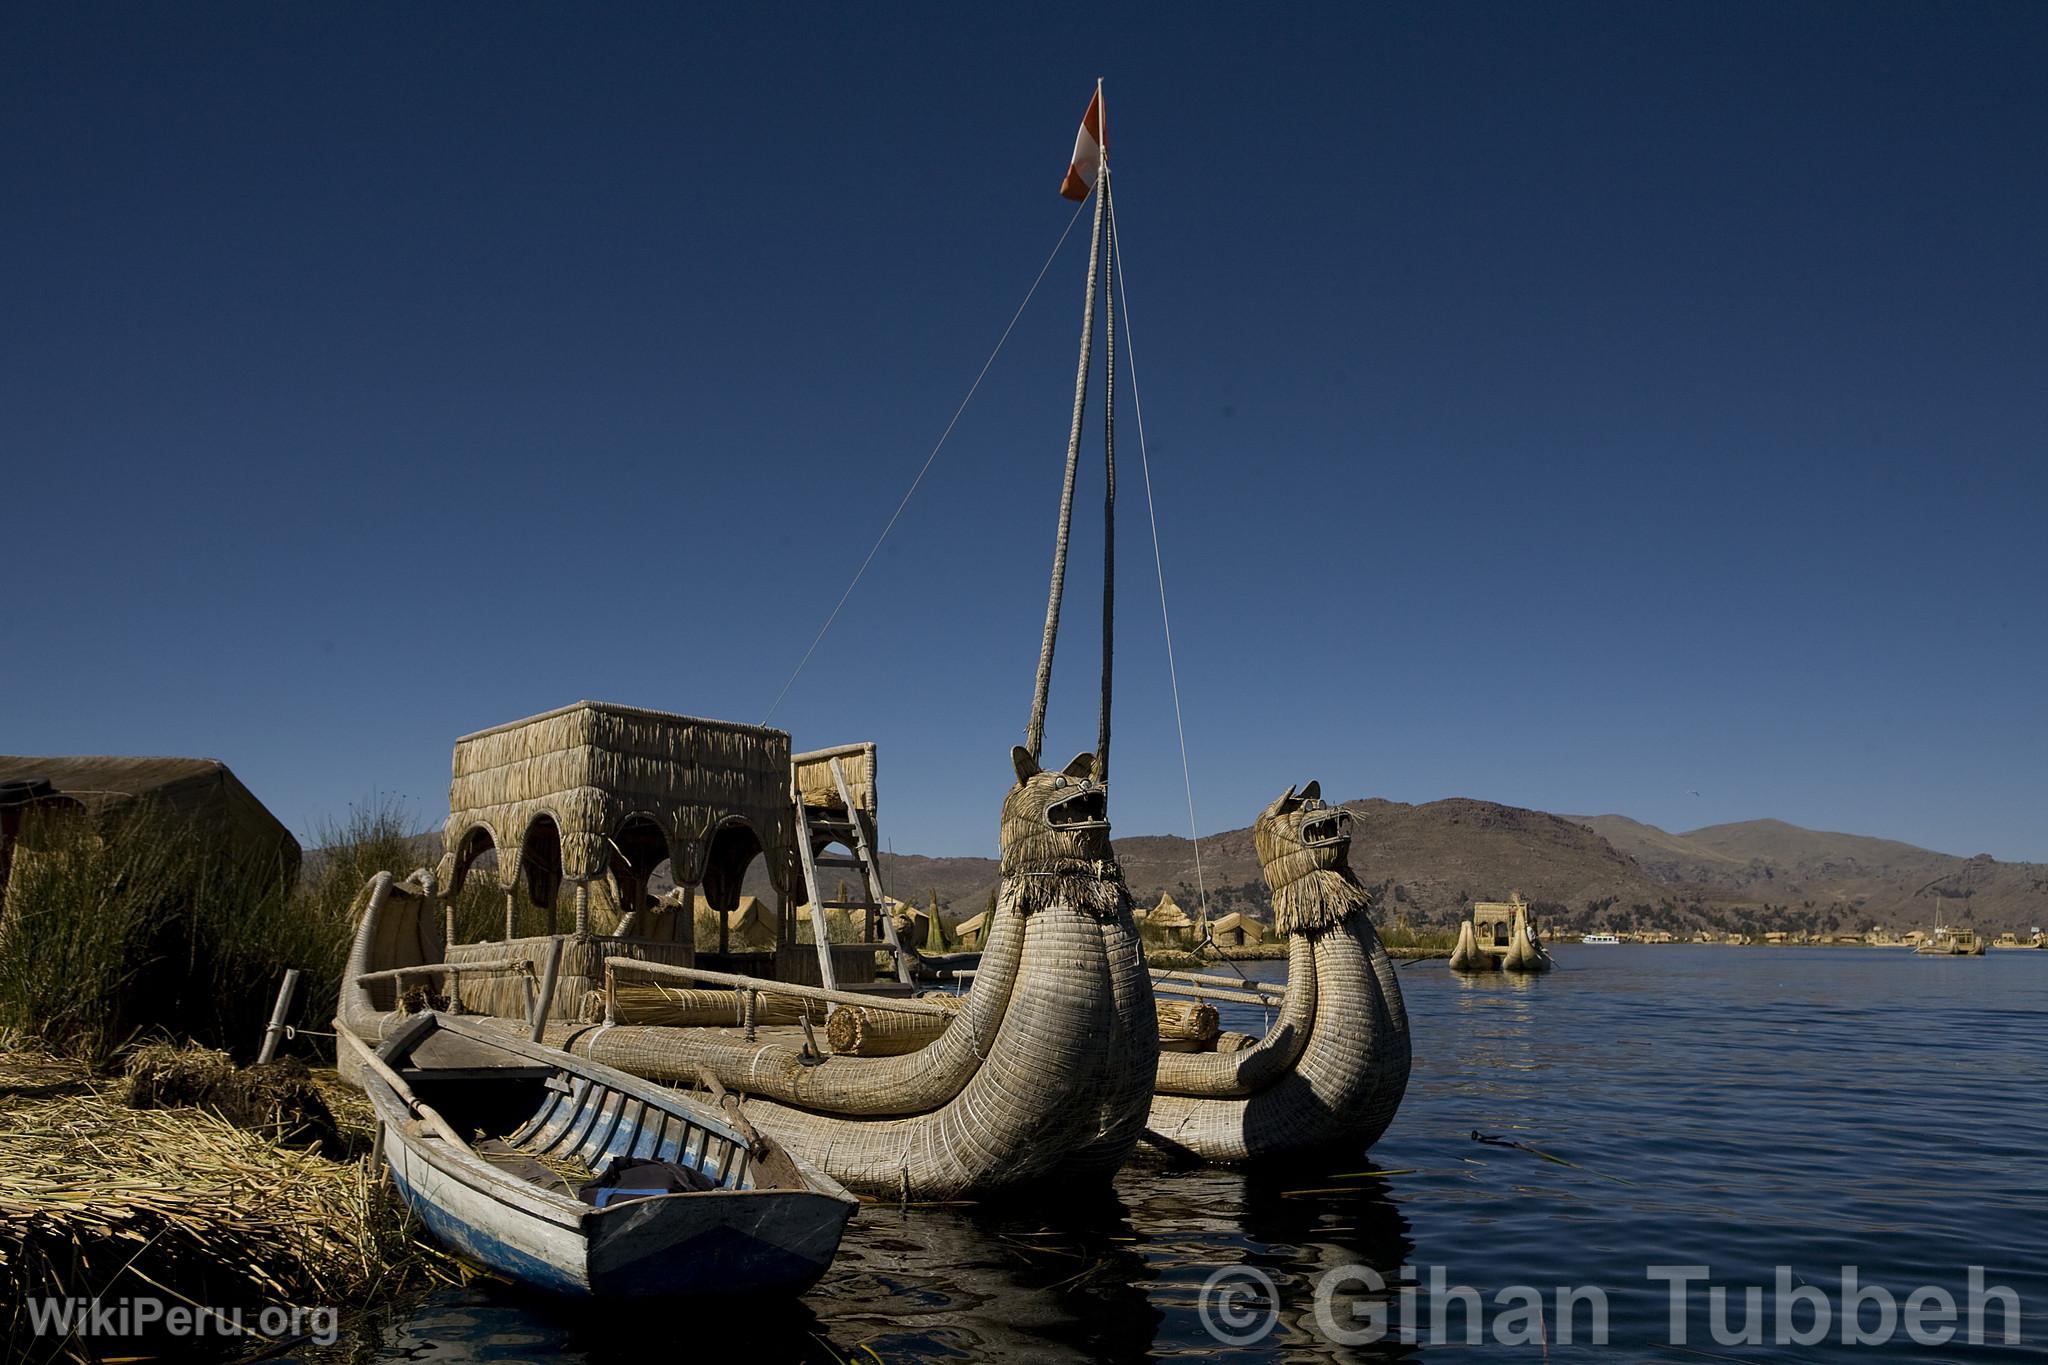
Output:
top-left (1449, 893), bottom-right (1553, 972)
top-left (1143, 784), bottom-right (1410, 1163)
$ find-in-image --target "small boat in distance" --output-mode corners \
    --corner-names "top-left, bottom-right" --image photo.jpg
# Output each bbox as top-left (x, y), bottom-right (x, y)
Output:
top-left (341, 1011), bottom-right (856, 1298)
top-left (1581, 933), bottom-right (1621, 946)
top-left (1449, 894), bottom-right (1553, 972)
top-left (1915, 925), bottom-right (1986, 956)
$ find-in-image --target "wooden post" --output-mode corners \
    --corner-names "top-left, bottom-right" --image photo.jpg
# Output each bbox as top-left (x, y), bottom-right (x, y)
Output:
top-left (256, 969), bottom-right (301, 1065)
top-left (529, 935), bottom-right (565, 1043)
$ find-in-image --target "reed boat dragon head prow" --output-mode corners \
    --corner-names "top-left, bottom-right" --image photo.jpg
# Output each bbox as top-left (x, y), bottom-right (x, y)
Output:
top-left (999, 746), bottom-right (1129, 917)
top-left (1255, 781), bottom-right (1373, 936)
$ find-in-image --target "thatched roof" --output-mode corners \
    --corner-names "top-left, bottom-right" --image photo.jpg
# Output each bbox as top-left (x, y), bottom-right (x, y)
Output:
top-left (440, 701), bottom-right (796, 909)
top-left (1148, 895), bottom-right (1192, 930)
top-left (0, 754), bottom-right (299, 888)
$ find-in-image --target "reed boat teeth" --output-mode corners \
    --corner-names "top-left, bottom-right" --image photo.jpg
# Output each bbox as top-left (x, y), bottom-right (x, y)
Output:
top-left (1046, 786), bottom-right (1109, 829)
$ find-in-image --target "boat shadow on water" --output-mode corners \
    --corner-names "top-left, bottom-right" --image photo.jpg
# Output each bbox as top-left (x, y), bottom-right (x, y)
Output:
top-left (303, 1166), bottom-right (1417, 1363)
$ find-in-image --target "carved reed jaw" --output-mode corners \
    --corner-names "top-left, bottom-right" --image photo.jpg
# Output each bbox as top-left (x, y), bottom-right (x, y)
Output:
top-left (1256, 781), bottom-right (1372, 937)
top-left (999, 747), bottom-right (1129, 918)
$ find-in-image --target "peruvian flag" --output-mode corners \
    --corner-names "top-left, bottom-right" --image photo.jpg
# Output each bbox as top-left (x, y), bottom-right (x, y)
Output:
top-left (1059, 87), bottom-right (1104, 201)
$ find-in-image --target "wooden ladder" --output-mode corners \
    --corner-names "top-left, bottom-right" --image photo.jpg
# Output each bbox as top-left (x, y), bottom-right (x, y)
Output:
top-left (793, 757), bottom-right (916, 992)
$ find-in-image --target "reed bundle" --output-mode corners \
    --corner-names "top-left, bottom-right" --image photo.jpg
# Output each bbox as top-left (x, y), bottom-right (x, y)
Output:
top-left (596, 983), bottom-right (825, 1028)
top-left (1154, 999), bottom-right (1220, 1047)
top-left (825, 994), bottom-right (961, 1056)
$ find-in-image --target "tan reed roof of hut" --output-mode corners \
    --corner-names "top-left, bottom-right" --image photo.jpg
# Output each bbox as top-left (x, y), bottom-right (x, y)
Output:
top-left (0, 754), bottom-right (300, 886)
top-left (1148, 893), bottom-right (1192, 930)
top-left (440, 701), bottom-right (797, 906)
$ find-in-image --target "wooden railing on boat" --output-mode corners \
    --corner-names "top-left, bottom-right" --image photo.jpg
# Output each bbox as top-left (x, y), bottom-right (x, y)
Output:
top-left (602, 957), bottom-right (956, 1042)
top-left (354, 955), bottom-right (553, 1038)
top-left (1150, 968), bottom-right (1287, 1008)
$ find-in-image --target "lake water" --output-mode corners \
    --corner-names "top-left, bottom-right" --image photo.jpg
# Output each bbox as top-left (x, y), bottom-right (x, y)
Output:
top-left (292, 946), bottom-right (2046, 1362)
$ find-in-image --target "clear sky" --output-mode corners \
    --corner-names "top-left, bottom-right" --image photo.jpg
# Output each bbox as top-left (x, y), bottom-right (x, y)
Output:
top-left (5, 3), bottom-right (2043, 861)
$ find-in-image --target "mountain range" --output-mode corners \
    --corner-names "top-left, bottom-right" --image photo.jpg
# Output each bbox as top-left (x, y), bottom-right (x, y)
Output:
top-left (875, 800), bottom-right (2048, 938)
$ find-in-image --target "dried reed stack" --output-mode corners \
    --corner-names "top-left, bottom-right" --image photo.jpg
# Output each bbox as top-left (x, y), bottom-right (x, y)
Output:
top-left (0, 1050), bottom-right (451, 1348)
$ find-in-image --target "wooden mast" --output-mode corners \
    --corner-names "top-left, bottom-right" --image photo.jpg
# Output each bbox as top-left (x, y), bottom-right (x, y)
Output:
top-left (1027, 79), bottom-right (1109, 762)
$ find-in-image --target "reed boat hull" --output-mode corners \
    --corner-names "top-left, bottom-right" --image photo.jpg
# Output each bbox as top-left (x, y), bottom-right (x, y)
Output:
top-left (1145, 914), bottom-right (1409, 1164)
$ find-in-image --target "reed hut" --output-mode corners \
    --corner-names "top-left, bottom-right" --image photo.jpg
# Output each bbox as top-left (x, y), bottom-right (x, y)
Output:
top-left (952, 908), bottom-right (990, 949)
top-left (696, 895), bottom-right (779, 951)
top-left (0, 755), bottom-right (299, 898)
top-left (1147, 893), bottom-right (1193, 946)
top-left (429, 702), bottom-right (802, 1019)
top-left (1210, 911), bottom-right (1266, 947)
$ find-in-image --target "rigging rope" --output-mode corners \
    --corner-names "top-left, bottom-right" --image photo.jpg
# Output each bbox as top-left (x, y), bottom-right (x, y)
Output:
top-left (1107, 187), bottom-right (1210, 921)
top-left (762, 196), bottom-right (1093, 726)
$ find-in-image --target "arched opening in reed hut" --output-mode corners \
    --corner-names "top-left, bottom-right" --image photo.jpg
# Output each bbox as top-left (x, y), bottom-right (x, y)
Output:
top-left (518, 812), bottom-right (564, 921)
top-left (606, 811), bottom-right (669, 918)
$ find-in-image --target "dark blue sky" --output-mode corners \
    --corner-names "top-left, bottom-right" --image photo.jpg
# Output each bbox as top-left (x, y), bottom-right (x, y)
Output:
top-left (5, 3), bottom-right (2043, 860)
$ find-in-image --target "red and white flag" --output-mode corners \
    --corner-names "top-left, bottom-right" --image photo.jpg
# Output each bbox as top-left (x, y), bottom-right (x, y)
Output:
top-left (1059, 87), bottom-right (1104, 201)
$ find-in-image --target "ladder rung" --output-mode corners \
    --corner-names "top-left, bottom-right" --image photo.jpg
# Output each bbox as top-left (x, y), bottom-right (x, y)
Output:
top-left (813, 855), bottom-right (865, 870)
top-left (806, 817), bottom-right (855, 832)
top-left (821, 900), bottom-right (877, 911)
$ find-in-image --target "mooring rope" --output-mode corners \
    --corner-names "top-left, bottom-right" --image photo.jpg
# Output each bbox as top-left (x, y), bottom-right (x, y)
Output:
top-left (762, 196), bottom-right (1093, 726)
top-left (1107, 187), bottom-right (1210, 920)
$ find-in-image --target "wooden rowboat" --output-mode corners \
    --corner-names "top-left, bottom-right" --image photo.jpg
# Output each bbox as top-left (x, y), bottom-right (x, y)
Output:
top-left (343, 1011), bottom-right (856, 1298)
